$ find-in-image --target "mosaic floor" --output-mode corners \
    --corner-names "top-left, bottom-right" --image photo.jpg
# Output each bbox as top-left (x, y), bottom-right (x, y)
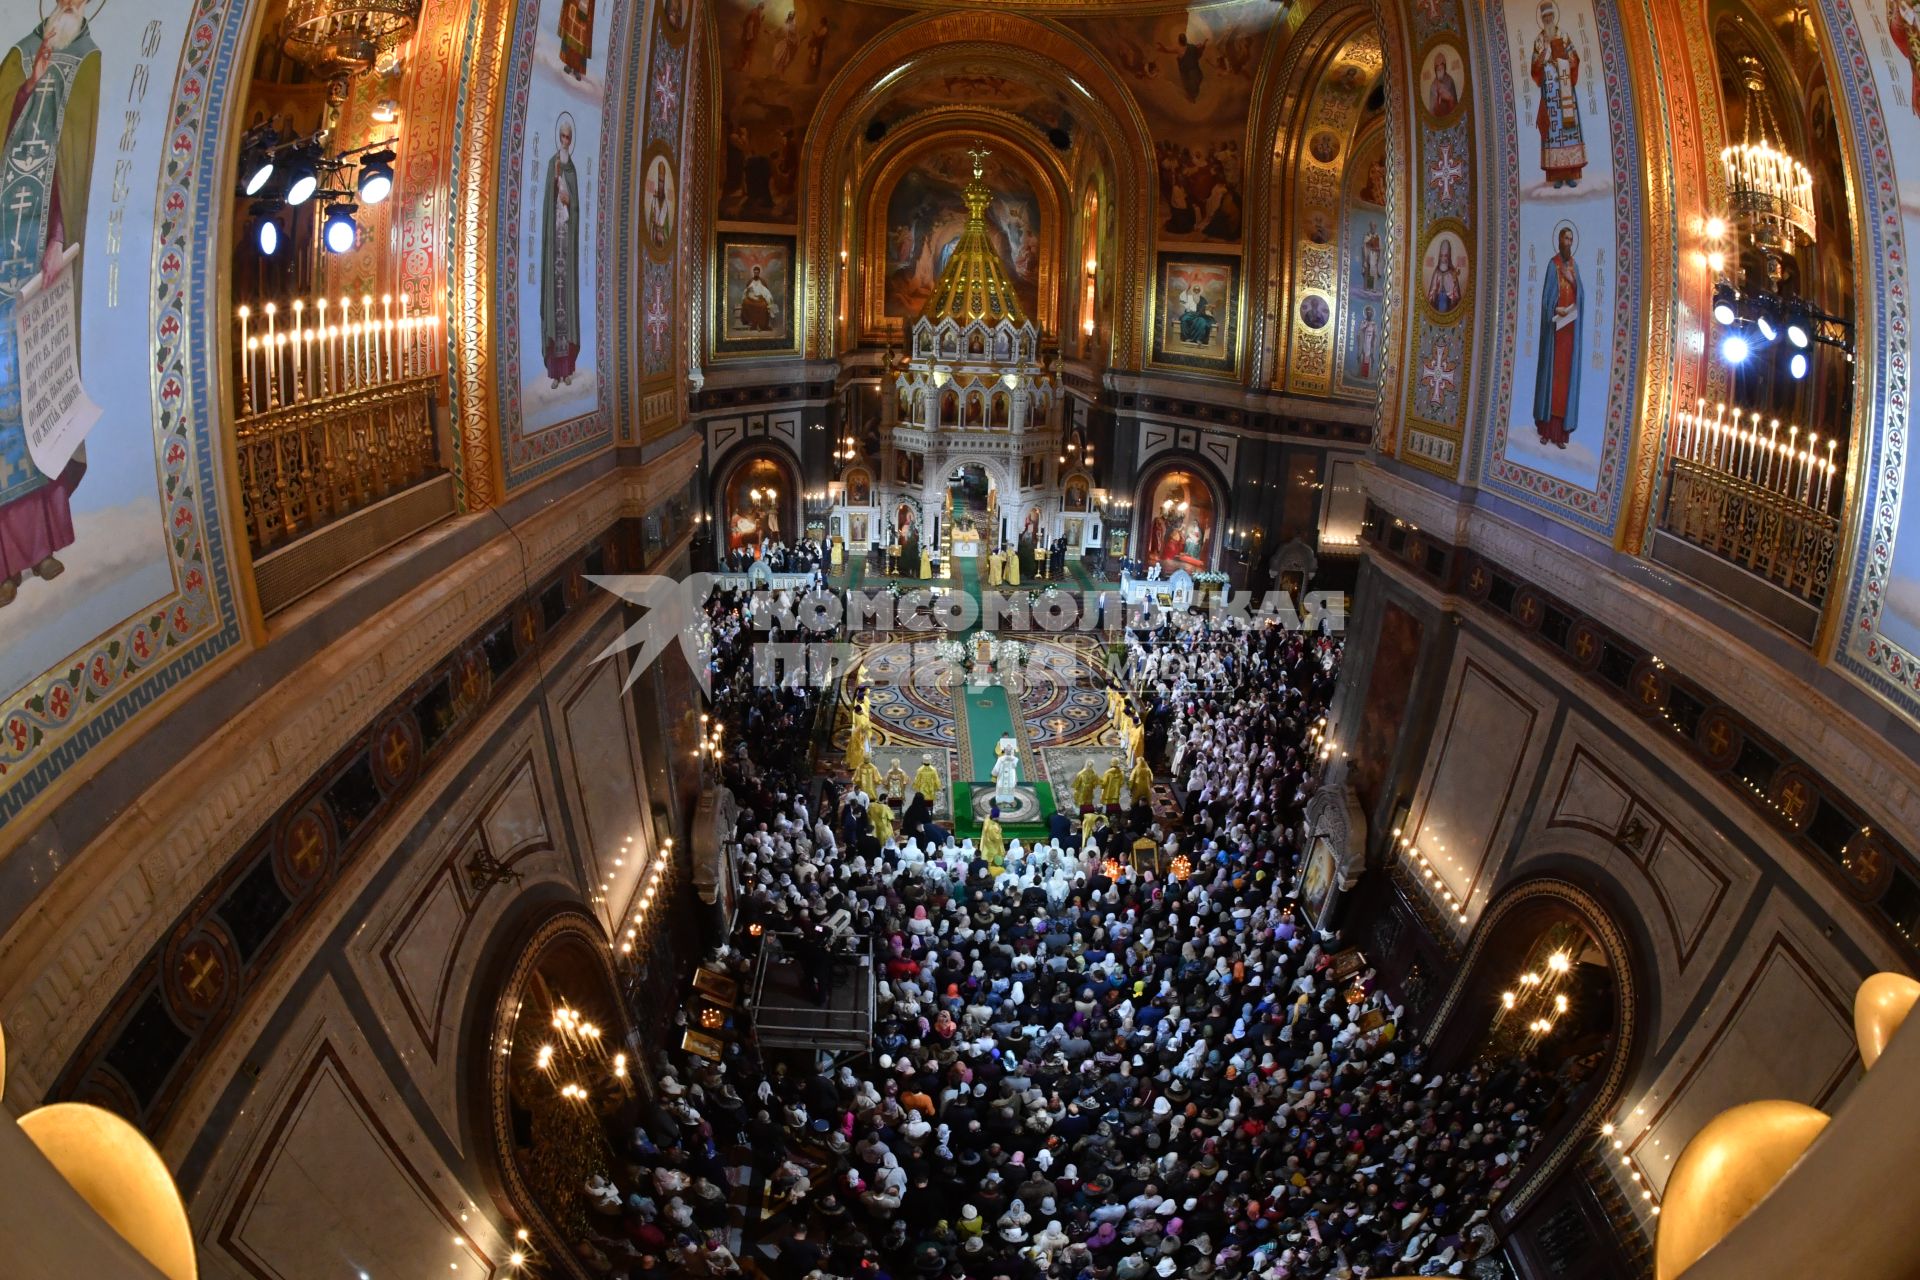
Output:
top-left (832, 632), bottom-right (1124, 831)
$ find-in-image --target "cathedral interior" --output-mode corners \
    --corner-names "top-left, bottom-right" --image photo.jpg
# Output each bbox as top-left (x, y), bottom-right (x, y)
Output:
top-left (0, 0), bottom-right (1918, 1276)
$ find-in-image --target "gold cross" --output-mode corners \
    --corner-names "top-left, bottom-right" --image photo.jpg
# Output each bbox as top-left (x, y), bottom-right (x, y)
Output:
top-left (1574, 632), bottom-right (1594, 660)
top-left (1778, 780), bottom-right (1807, 820)
top-left (384, 729), bottom-right (410, 776)
top-left (1637, 671), bottom-right (1661, 704)
top-left (1706, 720), bottom-right (1731, 755)
top-left (182, 945), bottom-right (220, 1003)
top-left (967, 144), bottom-right (992, 178)
top-left (289, 821), bottom-right (324, 876)
top-left (1845, 843), bottom-right (1882, 885)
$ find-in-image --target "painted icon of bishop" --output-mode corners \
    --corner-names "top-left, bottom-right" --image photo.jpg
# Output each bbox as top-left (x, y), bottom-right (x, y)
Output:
top-left (0, 0), bottom-right (99, 608)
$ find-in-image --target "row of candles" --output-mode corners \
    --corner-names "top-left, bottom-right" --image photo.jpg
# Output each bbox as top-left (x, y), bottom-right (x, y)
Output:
top-left (236, 294), bottom-right (441, 417)
top-left (1671, 399), bottom-right (1839, 513)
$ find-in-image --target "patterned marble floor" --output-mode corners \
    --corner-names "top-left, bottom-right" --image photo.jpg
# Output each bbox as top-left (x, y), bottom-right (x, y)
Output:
top-left (832, 633), bottom-right (1124, 823)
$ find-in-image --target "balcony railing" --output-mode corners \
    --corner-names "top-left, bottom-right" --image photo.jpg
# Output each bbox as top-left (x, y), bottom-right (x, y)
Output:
top-left (1658, 456), bottom-right (1838, 605)
top-left (233, 297), bottom-right (443, 557)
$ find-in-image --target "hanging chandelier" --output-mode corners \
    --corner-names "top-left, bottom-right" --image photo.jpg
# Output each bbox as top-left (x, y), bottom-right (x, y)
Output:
top-left (1486, 923), bottom-right (1584, 1061)
top-left (282, 0), bottom-right (421, 76)
top-left (1720, 55), bottom-right (1814, 285)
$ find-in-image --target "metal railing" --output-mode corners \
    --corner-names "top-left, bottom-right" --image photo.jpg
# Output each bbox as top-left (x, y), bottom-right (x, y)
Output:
top-left (233, 297), bottom-right (443, 555)
top-left (1656, 455), bottom-right (1839, 605)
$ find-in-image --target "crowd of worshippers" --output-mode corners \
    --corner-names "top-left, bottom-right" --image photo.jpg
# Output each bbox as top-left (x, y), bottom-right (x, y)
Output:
top-left (723, 537), bottom-right (830, 575)
top-left (581, 597), bottom-right (1539, 1278)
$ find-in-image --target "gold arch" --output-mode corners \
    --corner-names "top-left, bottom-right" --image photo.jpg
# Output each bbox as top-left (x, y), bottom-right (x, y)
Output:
top-left (1420, 875), bottom-right (1643, 1221)
top-left (792, 10), bottom-right (1159, 366)
top-left (1248, 0), bottom-right (1386, 393)
top-left (1277, 20), bottom-right (1384, 399)
top-left (854, 114), bottom-right (1070, 345)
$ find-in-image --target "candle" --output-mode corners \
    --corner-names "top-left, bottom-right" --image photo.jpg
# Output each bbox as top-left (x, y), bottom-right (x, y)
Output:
top-left (291, 300), bottom-right (306, 402)
top-left (1802, 434), bottom-right (1819, 506)
top-left (314, 299), bottom-right (330, 397)
top-left (237, 305), bottom-right (253, 415)
top-left (1785, 426), bottom-right (1799, 498)
top-left (1823, 440), bottom-right (1838, 512)
top-left (381, 294), bottom-right (393, 383)
top-left (361, 296), bottom-right (375, 387)
top-left (263, 303), bottom-right (280, 408)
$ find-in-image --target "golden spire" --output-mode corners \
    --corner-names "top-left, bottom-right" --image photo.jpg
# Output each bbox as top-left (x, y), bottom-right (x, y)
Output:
top-left (920, 144), bottom-right (1030, 329)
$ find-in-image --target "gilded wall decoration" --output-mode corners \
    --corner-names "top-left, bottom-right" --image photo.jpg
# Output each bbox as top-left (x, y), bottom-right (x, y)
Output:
top-left (1476, 0), bottom-right (1645, 536)
top-left (1833, 0), bottom-right (1920, 725)
top-left (1396, 11), bottom-right (1478, 477)
top-left (1283, 27), bottom-right (1383, 401)
top-left (0, 0), bottom-right (249, 826)
top-left (639, 0), bottom-right (693, 397)
top-left (1337, 125), bottom-right (1389, 396)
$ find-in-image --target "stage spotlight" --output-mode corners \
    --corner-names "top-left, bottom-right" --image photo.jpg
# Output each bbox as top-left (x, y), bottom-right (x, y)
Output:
top-left (1720, 330), bottom-right (1751, 365)
top-left (284, 150), bottom-right (320, 206)
top-left (1755, 310), bottom-right (1777, 343)
top-left (1787, 318), bottom-right (1810, 348)
top-left (1789, 351), bottom-right (1809, 380)
top-left (357, 149), bottom-right (396, 205)
top-left (254, 208), bottom-right (282, 256)
top-left (323, 204), bottom-right (359, 254)
top-left (1711, 281), bottom-right (1738, 327)
top-left (242, 148), bottom-right (275, 197)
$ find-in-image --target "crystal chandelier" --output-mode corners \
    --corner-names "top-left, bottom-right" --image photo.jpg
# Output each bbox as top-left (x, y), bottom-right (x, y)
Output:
top-left (1720, 55), bottom-right (1814, 286)
top-left (282, 0), bottom-right (421, 76)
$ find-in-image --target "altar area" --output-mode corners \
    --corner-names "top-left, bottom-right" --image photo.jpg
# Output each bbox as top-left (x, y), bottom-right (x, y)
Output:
top-left (831, 558), bottom-right (1130, 836)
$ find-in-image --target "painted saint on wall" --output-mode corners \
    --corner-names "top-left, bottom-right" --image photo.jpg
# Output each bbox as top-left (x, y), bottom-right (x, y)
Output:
top-left (644, 154), bottom-right (675, 254)
top-left (557, 0), bottom-right (594, 78)
top-left (1426, 240), bottom-right (1463, 314)
top-left (1530, 1), bottom-right (1586, 187)
top-left (0, 0), bottom-right (98, 610)
top-left (1532, 222), bottom-right (1583, 448)
top-left (541, 112), bottom-right (582, 387)
top-left (1354, 305), bottom-right (1378, 380)
top-left (1426, 49), bottom-right (1460, 117)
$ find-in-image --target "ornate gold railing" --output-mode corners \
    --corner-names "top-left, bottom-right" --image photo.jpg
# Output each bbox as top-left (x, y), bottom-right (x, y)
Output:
top-left (1657, 455), bottom-right (1839, 605)
top-left (235, 375), bottom-right (441, 554)
top-left (233, 297), bottom-right (442, 555)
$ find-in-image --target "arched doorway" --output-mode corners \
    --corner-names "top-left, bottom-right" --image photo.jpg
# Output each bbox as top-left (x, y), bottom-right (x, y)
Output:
top-left (717, 450), bottom-right (798, 557)
top-left (1136, 462), bottom-right (1224, 572)
top-left (1424, 878), bottom-right (1643, 1219)
top-left (479, 910), bottom-right (637, 1278)
top-left (946, 463), bottom-right (995, 554)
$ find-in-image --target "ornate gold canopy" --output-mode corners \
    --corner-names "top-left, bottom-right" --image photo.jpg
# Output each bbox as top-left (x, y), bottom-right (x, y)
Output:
top-left (921, 146), bottom-right (1031, 329)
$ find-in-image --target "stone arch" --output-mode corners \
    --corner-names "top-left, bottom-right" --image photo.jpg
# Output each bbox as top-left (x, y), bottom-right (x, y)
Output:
top-left (796, 11), bottom-right (1159, 363)
top-left (466, 906), bottom-right (626, 1272)
top-left (853, 113), bottom-right (1070, 343)
top-left (1249, 3), bottom-right (1398, 392)
top-left (712, 445), bottom-right (803, 555)
top-left (1134, 455), bottom-right (1231, 573)
top-left (1422, 875), bottom-right (1651, 1223)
